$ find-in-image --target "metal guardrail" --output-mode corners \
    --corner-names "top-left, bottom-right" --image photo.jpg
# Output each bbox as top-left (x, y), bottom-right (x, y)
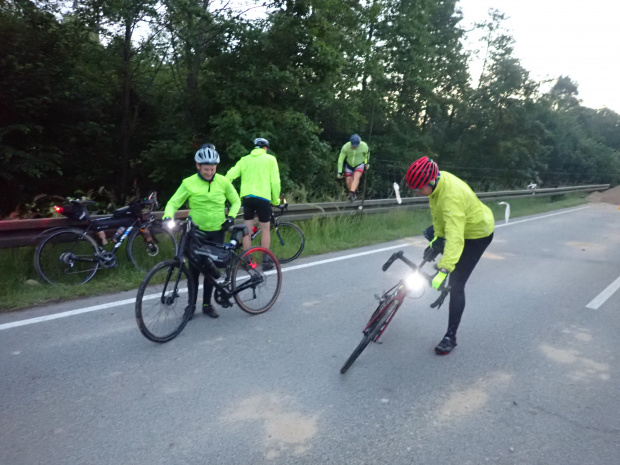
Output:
top-left (0, 184), bottom-right (609, 249)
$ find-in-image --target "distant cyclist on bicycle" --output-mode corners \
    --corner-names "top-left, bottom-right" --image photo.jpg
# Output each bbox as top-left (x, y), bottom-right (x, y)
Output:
top-left (162, 144), bottom-right (241, 319)
top-left (406, 156), bottom-right (494, 355)
top-left (225, 137), bottom-right (281, 271)
top-left (337, 134), bottom-right (370, 202)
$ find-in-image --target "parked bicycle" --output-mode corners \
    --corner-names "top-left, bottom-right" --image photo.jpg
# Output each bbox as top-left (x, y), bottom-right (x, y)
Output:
top-left (249, 198), bottom-right (304, 264)
top-left (34, 192), bottom-right (178, 285)
top-left (340, 250), bottom-right (451, 374)
top-left (135, 218), bottom-right (282, 343)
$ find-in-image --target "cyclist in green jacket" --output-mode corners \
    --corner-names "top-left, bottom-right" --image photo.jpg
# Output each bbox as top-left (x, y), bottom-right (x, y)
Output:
top-left (337, 134), bottom-right (370, 201)
top-left (163, 144), bottom-right (241, 319)
top-left (406, 156), bottom-right (494, 355)
top-left (225, 138), bottom-right (281, 270)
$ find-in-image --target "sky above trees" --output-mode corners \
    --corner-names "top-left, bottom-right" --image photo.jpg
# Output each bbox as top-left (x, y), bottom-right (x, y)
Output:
top-left (458, 0), bottom-right (620, 113)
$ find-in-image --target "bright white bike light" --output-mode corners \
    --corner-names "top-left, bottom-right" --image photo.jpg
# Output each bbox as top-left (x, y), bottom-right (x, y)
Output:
top-left (404, 272), bottom-right (425, 292)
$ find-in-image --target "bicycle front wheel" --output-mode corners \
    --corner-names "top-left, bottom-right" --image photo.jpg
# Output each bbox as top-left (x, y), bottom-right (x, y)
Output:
top-left (232, 247), bottom-right (282, 315)
top-left (35, 229), bottom-right (99, 285)
top-left (127, 224), bottom-right (178, 272)
top-left (135, 260), bottom-right (197, 343)
top-left (340, 299), bottom-right (399, 374)
top-left (269, 222), bottom-right (304, 263)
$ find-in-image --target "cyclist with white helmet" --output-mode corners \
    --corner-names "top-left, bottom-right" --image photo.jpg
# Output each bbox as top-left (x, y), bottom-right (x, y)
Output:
top-left (337, 134), bottom-right (370, 201)
top-left (225, 137), bottom-right (281, 271)
top-left (406, 156), bottom-right (494, 355)
top-left (162, 144), bottom-right (241, 319)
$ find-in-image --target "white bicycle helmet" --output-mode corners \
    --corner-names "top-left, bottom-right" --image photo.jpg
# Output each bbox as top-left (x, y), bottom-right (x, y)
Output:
top-left (195, 146), bottom-right (220, 164)
top-left (254, 138), bottom-right (269, 148)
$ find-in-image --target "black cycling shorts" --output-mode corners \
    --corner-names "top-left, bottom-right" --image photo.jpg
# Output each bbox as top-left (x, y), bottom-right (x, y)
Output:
top-left (242, 196), bottom-right (272, 223)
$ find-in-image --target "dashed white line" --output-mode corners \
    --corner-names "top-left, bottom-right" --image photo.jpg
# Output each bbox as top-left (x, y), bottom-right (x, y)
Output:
top-left (586, 275), bottom-right (620, 310)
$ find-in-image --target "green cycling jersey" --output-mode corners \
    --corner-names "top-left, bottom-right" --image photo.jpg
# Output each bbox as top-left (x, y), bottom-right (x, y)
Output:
top-left (337, 141), bottom-right (370, 174)
top-left (429, 171), bottom-right (495, 273)
top-left (163, 173), bottom-right (241, 231)
top-left (225, 148), bottom-right (281, 205)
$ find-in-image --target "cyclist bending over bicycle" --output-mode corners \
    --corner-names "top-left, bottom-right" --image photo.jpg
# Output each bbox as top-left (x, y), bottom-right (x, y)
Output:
top-left (162, 144), bottom-right (241, 319)
top-left (225, 137), bottom-right (281, 271)
top-left (406, 157), bottom-right (494, 355)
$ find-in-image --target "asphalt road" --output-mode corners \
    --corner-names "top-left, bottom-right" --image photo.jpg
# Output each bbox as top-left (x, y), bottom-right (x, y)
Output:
top-left (2, 203), bottom-right (620, 465)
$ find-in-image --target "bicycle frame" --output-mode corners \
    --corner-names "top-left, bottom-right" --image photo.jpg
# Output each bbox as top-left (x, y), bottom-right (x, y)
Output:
top-left (249, 203), bottom-right (287, 242)
top-left (171, 219), bottom-right (265, 303)
top-left (370, 251), bottom-right (451, 341)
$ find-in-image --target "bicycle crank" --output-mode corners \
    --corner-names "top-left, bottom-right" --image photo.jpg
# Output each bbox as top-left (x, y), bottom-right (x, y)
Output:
top-left (214, 288), bottom-right (232, 308)
top-left (98, 251), bottom-right (117, 268)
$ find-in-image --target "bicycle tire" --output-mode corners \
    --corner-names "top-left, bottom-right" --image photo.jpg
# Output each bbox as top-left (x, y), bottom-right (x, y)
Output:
top-left (270, 222), bottom-right (304, 264)
top-left (232, 247), bottom-right (282, 315)
top-left (340, 299), bottom-right (399, 374)
top-left (35, 228), bottom-right (99, 285)
top-left (126, 224), bottom-right (178, 272)
top-left (135, 260), bottom-right (197, 343)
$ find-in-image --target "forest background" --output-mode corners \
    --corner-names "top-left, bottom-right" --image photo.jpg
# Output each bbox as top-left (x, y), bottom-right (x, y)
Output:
top-left (2, 0), bottom-right (619, 218)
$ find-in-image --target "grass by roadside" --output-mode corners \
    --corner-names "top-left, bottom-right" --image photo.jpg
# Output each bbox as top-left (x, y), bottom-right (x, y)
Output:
top-left (0, 192), bottom-right (589, 311)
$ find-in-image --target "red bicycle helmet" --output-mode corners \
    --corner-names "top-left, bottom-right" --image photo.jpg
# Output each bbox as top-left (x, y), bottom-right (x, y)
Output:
top-left (406, 157), bottom-right (438, 189)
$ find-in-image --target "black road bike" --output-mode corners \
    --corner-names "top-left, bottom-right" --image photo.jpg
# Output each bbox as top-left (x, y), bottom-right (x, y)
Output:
top-left (249, 200), bottom-right (304, 264)
top-left (35, 193), bottom-right (178, 285)
top-left (340, 250), bottom-right (451, 374)
top-left (135, 219), bottom-right (282, 343)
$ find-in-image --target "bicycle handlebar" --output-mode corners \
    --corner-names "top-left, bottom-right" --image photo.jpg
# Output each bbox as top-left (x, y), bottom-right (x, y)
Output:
top-left (381, 249), bottom-right (451, 309)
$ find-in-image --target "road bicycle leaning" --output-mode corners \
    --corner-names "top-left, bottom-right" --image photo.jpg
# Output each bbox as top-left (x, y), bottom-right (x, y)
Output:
top-left (34, 192), bottom-right (178, 285)
top-left (249, 198), bottom-right (304, 264)
top-left (135, 218), bottom-right (282, 343)
top-left (340, 249), bottom-right (450, 374)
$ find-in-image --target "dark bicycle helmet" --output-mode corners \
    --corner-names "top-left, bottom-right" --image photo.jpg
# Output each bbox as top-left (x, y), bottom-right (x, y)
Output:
top-left (350, 134), bottom-right (361, 147)
top-left (195, 146), bottom-right (220, 164)
top-left (254, 138), bottom-right (269, 148)
top-left (406, 156), bottom-right (438, 189)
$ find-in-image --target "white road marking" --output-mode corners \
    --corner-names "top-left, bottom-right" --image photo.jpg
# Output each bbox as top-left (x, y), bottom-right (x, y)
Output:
top-left (586, 275), bottom-right (620, 310)
top-left (0, 205), bottom-right (593, 331)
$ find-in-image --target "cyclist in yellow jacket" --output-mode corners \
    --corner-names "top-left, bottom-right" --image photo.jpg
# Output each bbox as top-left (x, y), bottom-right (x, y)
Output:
top-left (225, 138), bottom-right (281, 270)
top-left (163, 144), bottom-right (241, 319)
top-left (337, 134), bottom-right (370, 201)
top-left (406, 156), bottom-right (494, 355)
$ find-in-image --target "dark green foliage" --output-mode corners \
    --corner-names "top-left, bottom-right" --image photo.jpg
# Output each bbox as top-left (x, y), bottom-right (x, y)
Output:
top-left (1, 1), bottom-right (618, 217)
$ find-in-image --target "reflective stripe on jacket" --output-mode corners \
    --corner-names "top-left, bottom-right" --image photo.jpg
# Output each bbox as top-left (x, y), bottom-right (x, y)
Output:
top-left (429, 171), bottom-right (495, 272)
top-left (337, 141), bottom-right (369, 174)
top-left (163, 173), bottom-right (241, 231)
top-left (225, 148), bottom-right (281, 205)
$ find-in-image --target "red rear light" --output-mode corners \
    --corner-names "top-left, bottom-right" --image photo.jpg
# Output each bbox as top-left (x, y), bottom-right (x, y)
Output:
top-left (54, 206), bottom-right (63, 214)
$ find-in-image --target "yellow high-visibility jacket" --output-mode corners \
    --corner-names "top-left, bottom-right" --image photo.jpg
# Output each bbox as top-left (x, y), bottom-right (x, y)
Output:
top-left (429, 171), bottom-right (495, 272)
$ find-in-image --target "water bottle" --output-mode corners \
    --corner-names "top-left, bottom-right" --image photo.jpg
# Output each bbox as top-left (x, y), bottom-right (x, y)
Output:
top-left (112, 226), bottom-right (126, 243)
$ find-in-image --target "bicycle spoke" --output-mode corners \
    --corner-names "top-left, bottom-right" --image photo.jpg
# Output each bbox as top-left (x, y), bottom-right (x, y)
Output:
top-left (135, 261), bottom-right (194, 343)
top-left (232, 248), bottom-right (282, 314)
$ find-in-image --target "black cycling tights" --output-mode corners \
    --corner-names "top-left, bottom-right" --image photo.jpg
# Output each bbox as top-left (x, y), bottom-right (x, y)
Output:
top-left (446, 233), bottom-right (494, 337)
top-left (188, 229), bottom-right (225, 307)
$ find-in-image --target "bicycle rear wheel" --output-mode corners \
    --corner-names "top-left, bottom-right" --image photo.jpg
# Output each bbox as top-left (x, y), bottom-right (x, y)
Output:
top-left (35, 229), bottom-right (99, 285)
top-left (127, 224), bottom-right (178, 272)
top-left (135, 260), bottom-right (197, 343)
top-left (232, 247), bottom-right (282, 315)
top-left (340, 299), bottom-right (399, 374)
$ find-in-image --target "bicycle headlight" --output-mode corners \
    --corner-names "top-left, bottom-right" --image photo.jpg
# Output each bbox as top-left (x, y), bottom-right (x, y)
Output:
top-left (404, 272), bottom-right (425, 292)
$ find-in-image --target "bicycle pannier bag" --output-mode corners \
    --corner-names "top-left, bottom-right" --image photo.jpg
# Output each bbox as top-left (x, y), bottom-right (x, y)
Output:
top-left (113, 201), bottom-right (143, 219)
top-left (59, 203), bottom-right (90, 221)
